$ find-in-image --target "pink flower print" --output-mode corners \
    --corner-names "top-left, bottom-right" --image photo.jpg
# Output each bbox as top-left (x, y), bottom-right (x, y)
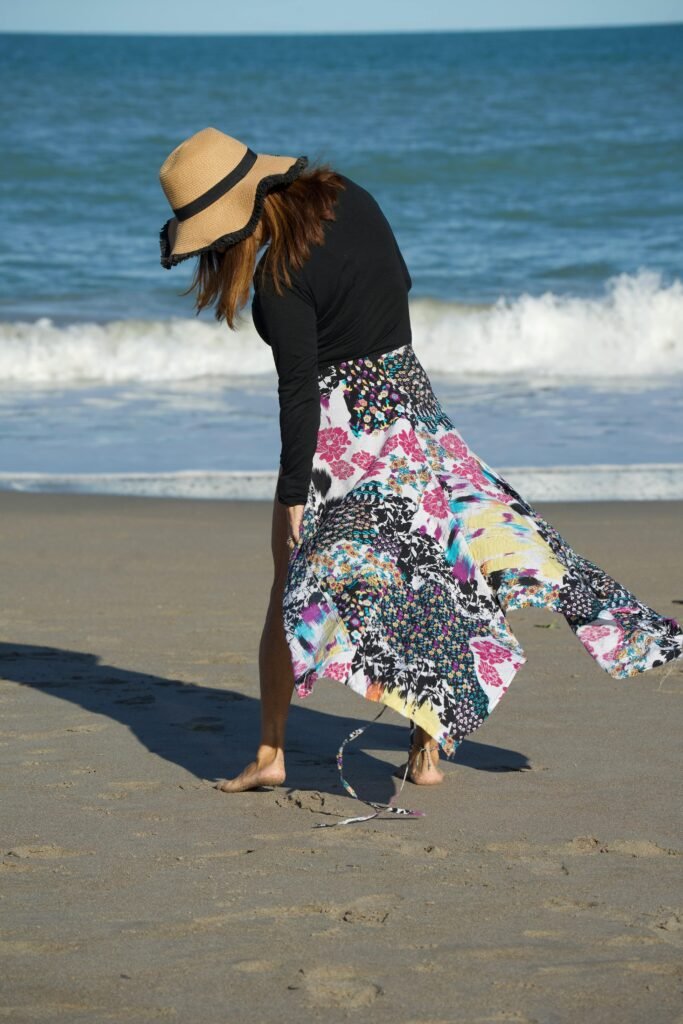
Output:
top-left (351, 450), bottom-right (387, 474)
top-left (351, 450), bottom-right (375, 469)
top-left (397, 428), bottom-right (423, 463)
top-left (367, 457), bottom-right (386, 475)
top-left (440, 432), bottom-right (469, 460)
top-left (446, 452), bottom-right (489, 492)
top-left (324, 661), bottom-right (350, 682)
top-left (578, 622), bottom-right (622, 660)
top-left (480, 662), bottom-right (504, 688)
top-left (296, 671), bottom-right (318, 697)
top-left (317, 427), bottom-right (350, 463)
top-left (380, 434), bottom-right (400, 456)
top-left (498, 491), bottom-right (516, 505)
top-left (472, 638), bottom-right (513, 667)
top-left (471, 638), bottom-right (513, 688)
top-left (329, 459), bottom-right (355, 480)
top-left (579, 624), bottom-right (612, 644)
top-left (462, 456), bottom-right (489, 491)
top-left (423, 484), bottom-right (449, 519)
top-left (605, 629), bottom-right (625, 661)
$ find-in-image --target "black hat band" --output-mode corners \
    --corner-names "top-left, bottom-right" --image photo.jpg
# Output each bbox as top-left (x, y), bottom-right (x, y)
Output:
top-left (173, 147), bottom-right (258, 223)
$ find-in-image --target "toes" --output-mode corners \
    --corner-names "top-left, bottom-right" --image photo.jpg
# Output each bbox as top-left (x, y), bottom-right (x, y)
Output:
top-left (215, 777), bottom-right (250, 792)
top-left (215, 780), bottom-right (235, 792)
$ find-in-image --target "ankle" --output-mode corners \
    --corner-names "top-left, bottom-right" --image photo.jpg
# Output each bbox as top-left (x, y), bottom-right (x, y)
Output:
top-left (256, 744), bottom-right (283, 764)
top-left (410, 740), bottom-right (438, 755)
top-left (408, 739), bottom-right (441, 775)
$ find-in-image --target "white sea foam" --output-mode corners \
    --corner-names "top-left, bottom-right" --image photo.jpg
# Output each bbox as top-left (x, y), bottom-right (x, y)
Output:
top-left (413, 270), bottom-right (683, 380)
top-left (1, 464), bottom-right (682, 502)
top-left (0, 271), bottom-right (681, 385)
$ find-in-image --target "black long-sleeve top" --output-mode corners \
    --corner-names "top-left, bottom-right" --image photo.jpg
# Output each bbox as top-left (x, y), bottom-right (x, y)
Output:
top-left (251, 172), bottom-right (413, 506)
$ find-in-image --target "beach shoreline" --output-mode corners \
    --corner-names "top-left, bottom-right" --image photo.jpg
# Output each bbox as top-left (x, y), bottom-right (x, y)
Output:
top-left (2, 492), bottom-right (682, 1022)
top-left (1, 461), bottom-right (683, 502)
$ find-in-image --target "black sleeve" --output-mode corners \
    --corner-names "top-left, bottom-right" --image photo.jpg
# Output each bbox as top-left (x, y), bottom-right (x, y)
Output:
top-left (252, 273), bottom-right (320, 507)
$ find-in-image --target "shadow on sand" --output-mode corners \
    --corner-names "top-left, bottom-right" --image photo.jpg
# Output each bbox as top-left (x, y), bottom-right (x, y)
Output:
top-left (0, 642), bottom-right (530, 809)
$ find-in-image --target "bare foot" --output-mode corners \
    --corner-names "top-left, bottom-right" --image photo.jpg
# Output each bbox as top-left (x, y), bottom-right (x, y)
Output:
top-left (394, 741), bottom-right (444, 786)
top-left (215, 747), bottom-right (286, 793)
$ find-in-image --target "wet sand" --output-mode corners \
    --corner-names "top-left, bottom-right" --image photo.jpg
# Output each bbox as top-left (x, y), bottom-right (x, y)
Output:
top-left (1, 492), bottom-right (682, 1024)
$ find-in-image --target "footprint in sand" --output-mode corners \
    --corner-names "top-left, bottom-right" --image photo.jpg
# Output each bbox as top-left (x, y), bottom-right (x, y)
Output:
top-left (232, 959), bottom-right (278, 973)
top-left (247, 894), bottom-right (399, 929)
top-left (361, 831), bottom-right (449, 859)
top-left (96, 676), bottom-right (128, 686)
top-left (173, 716), bottom-right (225, 732)
top-left (4, 844), bottom-right (93, 860)
top-left (275, 790), bottom-right (327, 812)
top-left (486, 837), bottom-right (680, 860)
top-left (114, 693), bottom-right (156, 706)
top-left (107, 780), bottom-right (163, 792)
top-left (295, 966), bottom-right (382, 1008)
top-left (649, 910), bottom-right (683, 947)
top-left (335, 897), bottom-right (395, 929)
top-left (655, 912), bottom-right (682, 931)
top-left (568, 836), bottom-right (679, 857)
top-left (97, 780), bottom-right (163, 800)
top-left (544, 896), bottom-right (602, 913)
top-left (1, 723), bottom-right (108, 740)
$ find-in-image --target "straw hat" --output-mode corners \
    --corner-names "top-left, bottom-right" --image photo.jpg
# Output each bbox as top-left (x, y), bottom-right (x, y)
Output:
top-left (159, 127), bottom-right (308, 269)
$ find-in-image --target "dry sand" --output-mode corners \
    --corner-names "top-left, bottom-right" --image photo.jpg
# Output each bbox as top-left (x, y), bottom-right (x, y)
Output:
top-left (1, 492), bottom-right (681, 1024)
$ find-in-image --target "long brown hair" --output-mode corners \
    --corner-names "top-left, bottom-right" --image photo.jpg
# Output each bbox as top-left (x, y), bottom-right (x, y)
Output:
top-left (185, 165), bottom-right (346, 329)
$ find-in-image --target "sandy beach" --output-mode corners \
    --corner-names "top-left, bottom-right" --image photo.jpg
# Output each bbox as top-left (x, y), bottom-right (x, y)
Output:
top-left (1, 492), bottom-right (681, 1023)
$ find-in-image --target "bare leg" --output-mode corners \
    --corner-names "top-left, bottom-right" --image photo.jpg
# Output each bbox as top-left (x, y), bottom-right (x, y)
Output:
top-left (216, 492), bottom-right (294, 792)
top-left (395, 722), bottom-right (445, 786)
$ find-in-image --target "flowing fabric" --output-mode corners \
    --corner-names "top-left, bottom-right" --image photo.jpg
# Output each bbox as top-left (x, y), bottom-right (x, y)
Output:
top-left (282, 343), bottom-right (683, 817)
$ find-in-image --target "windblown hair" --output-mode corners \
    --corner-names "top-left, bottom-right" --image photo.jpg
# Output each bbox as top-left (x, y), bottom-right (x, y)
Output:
top-left (185, 165), bottom-right (346, 329)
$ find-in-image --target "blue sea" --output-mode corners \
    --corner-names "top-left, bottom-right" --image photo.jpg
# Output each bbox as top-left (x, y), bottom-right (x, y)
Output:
top-left (0, 24), bottom-right (682, 500)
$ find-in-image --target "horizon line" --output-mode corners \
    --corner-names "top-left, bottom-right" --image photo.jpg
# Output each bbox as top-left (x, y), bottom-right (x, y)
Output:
top-left (0, 20), bottom-right (681, 39)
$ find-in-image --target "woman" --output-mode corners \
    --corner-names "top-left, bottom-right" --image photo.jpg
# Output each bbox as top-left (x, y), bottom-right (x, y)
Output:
top-left (159, 127), bottom-right (683, 826)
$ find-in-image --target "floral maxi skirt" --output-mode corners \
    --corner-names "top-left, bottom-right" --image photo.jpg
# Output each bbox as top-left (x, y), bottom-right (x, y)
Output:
top-left (282, 342), bottom-right (683, 781)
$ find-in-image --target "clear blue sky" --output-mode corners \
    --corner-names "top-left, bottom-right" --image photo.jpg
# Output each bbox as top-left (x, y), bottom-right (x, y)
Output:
top-left (1, 0), bottom-right (682, 34)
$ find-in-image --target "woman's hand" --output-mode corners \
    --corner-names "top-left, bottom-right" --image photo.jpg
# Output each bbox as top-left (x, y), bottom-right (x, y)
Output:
top-left (286, 504), bottom-right (305, 551)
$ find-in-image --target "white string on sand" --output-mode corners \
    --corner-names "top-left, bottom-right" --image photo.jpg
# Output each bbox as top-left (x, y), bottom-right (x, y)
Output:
top-left (313, 705), bottom-right (425, 829)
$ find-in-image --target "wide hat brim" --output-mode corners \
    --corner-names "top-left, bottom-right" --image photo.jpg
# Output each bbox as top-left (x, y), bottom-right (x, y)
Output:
top-left (159, 152), bottom-right (308, 269)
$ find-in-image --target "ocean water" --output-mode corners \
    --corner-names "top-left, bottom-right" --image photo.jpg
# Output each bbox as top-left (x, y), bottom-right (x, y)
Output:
top-left (0, 25), bottom-right (682, 499)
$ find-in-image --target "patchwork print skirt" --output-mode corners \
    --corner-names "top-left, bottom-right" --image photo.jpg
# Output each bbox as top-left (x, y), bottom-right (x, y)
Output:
top-left (283, 342), bottom-right (683, 767)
